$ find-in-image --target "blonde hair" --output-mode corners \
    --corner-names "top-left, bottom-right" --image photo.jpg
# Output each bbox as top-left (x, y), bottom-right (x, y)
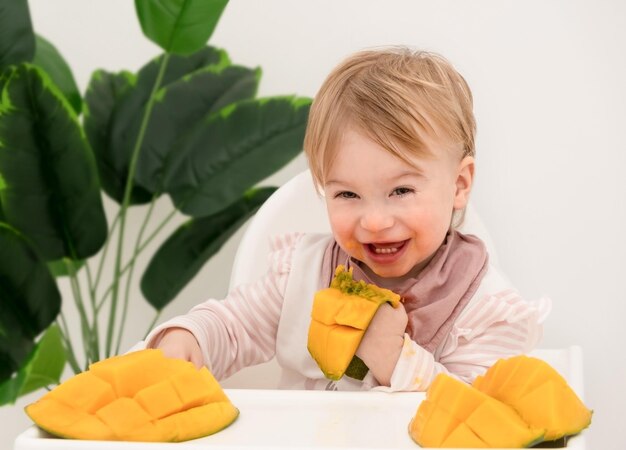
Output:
top-left (304, 47), bottom-right (476, 190)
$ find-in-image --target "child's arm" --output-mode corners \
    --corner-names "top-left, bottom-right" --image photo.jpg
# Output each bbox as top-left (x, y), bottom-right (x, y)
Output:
top-left (144, 233), bottom-right (302, 380)
top-left (364, 289), bottom-right (550, 391)
top-left (355, 303), bottom-right (408, 386)
top-left (144, 275), bottom-right (283, 379)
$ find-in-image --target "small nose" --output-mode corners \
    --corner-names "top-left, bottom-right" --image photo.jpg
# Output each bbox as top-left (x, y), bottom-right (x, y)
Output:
top-left (359, 207), bottom-right (395, 232)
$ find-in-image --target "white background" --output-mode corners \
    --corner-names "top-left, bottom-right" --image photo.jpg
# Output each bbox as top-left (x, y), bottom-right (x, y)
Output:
top-left (2, 1), bottom-right (625, 449)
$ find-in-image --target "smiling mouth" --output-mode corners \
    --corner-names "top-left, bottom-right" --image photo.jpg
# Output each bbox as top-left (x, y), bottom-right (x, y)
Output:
top-left (367, 240), bottom-right (408, 254)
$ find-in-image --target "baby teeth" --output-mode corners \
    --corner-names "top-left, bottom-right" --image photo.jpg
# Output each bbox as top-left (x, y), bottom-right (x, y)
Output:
top-left (374, 247), bottom-right (398, 254)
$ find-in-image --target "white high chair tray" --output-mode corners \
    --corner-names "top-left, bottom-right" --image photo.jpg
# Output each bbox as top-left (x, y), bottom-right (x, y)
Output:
top-left (14, 347), bottom-right (587, 450)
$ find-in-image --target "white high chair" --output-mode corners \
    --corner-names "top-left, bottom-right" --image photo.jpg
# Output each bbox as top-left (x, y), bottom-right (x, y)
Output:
top-left (221, 169), bottom-right (500, 389)
top-left (219, 169), bottom-right (588, 449)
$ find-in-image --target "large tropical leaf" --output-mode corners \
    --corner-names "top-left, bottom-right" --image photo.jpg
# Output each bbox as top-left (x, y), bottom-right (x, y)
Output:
top-left (83, 69), bottom-right (151, 204)
top-left (136, 46), bottom-right (229, 92)
top-left (135, 64), bottom-right (261, 192)
top-left (141, 186), bottom-right (276, 309)
top-left (165, 96), bottom-right (311, 217)
top-left (0, 224), bottom-right (61, 383)
top-left (0, 0), bottom-right (35, 70)
top-left (33, 35), bottom-right (82, 115)
top-left (0, 324), bottom-right (65, 405)
top-left (135, 0), bottom-right (228, 55)
top-left (0, 64), bottom-right (107, 260)
top-left (101, 46), bottom-right (228, 204)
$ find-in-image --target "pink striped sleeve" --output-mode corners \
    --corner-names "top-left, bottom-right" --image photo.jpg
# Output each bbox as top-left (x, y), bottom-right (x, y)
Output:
top-left (144, 232), bottom-right (303, 380)
top-left (371, 290), bottom-right (551, 392)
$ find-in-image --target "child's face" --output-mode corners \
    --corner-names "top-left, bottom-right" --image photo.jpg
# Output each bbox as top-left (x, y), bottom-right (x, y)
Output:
top-left (323, 128), bottom-right (473, 281)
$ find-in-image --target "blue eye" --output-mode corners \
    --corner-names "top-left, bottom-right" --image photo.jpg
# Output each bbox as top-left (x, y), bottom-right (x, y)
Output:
top-left (335, 191), bottom-right (358, 199)
top-left (392, 187), bottom-right (414, 197)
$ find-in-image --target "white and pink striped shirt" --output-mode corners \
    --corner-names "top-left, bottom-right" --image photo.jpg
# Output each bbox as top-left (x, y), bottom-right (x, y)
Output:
top-left (145, 232), bottom-right (550, 392)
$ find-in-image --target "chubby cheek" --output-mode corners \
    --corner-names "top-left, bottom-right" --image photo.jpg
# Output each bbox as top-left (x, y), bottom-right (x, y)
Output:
top-left (334, 231), bottom-right (365, 261)
top-left (407, 228), bottom-right (443, 258)
top-left (408, 209), bottom-right (451, 255)
top-left (328, 213), bottom-right (364, 260)
top-left (343, 239), bottom-right (364, 260)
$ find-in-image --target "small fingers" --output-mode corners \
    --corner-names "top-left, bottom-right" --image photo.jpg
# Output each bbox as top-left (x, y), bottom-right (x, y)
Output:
top-left (154, 328), bottom-right (204, 367)
top-left (373, 303), bottom-right (408, 331)
top-left (189, 348), bottom-right (204, 369)
top-left (157, 342), bottom-right (187, 362)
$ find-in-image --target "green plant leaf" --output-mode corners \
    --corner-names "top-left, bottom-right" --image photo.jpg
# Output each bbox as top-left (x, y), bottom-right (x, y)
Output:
top-left (136, 64), bottom-right (261, 192)
top-left (83, 69), bottom-right (153, 204)
top-left (135, 0), bottom-right (229, 55)
top-left (0, 224), bottom-right (61, 384)
top-left (138, 46), bottom-right (230, 90)
top-left (0, 71), bottom-right (7, 92)
top-left (141, 186), bottom-right (277, 309)
top-left (165, 96), bottom-right (311, 216)
top-left (0, 0), bottom-right (35, 70)
top-left (47, 258), bottom-right (85, 277)
top-left (0, 324), bottom-right (65, 405)
top-left (0, 64), bottom-right (107, 260)
top-left (104, 46), bottom-right (228, 204)
top-left (33, 35), bottom-right (82, 115)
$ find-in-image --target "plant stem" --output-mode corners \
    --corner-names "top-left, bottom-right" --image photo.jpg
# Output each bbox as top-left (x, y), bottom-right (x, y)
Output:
top-left (115, 194), bottom-right (158, 354)
top-left (65, 259), bottom-right (94, 367)
top-left (56, 316), bottom-right (81, 374)
top-left (87, 210), bottom-right (121, 360)
top-left (97, 208), bottom-right (177, 312)
top-left (83, 263), bottom-right (100, 362)
top-left (106, 52), bottom-right (171, 358)
top-left (93, 210), bottom-right (120, 296)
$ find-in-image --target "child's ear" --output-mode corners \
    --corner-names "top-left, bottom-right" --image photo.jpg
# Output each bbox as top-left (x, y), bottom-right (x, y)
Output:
top-left (453, 156), bottom-right (475, 209)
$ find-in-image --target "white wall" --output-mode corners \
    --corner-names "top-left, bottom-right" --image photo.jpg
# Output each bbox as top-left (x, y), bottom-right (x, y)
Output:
top-left (3, 1), bottom-right (625, 449)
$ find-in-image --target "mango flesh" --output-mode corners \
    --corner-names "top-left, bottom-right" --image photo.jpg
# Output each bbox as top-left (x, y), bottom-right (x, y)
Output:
top-left (473, 355), bottom-right (592, 440)
top-left (25, 349), bottom-right (238, 442)
top-left (307, 265), bottom-right (401, 380)
top-left (409, 373), bottom-right (544, 448)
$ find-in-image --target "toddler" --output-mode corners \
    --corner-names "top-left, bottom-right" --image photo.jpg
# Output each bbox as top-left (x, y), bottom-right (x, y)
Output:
top-left (144, 47), bottom-right (550, 391)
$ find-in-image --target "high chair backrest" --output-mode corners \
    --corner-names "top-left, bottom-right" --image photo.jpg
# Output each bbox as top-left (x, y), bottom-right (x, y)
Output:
top-left (229, 169), bottom-right (499, 291)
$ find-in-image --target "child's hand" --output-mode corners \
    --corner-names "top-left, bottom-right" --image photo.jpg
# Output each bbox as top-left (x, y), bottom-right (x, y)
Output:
top-left (153, 327), bottom-right (204, 369)
top-left (355, 303), bottom-right (408, 386)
